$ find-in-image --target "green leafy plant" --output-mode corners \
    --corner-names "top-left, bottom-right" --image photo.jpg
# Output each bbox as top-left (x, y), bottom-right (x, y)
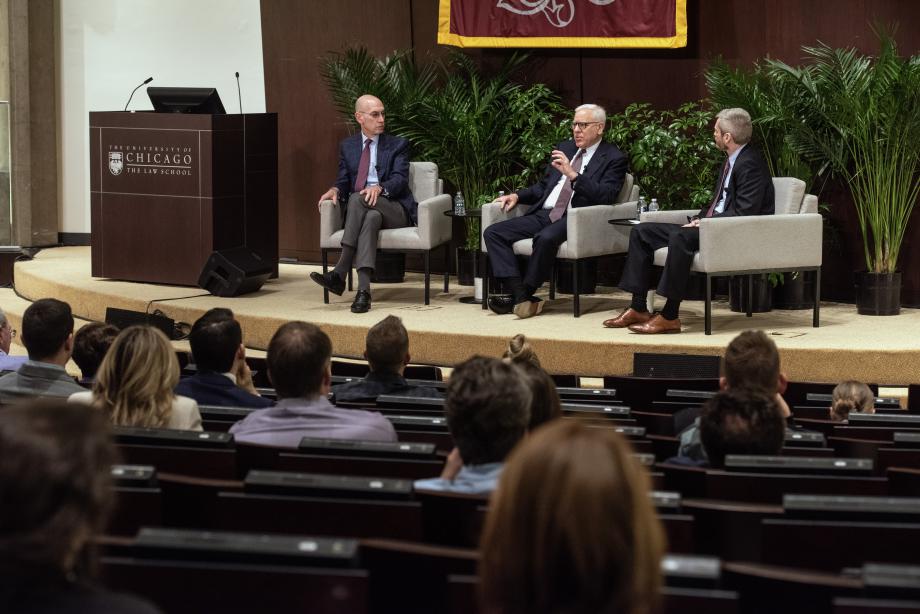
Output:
top-left (605, 102), bottom-right (723, 210)
top-left (766, 33), bottom-right (920, 274)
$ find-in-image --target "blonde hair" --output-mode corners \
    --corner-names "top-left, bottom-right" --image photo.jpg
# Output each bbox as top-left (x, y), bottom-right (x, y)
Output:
top-left (93, 326), bottom-right (179, 428)
top-left (502, 334), bottom-right (540, 367)
top-left (480, 420), bottom-right (665, 614)
top-left (830, 380), bottom-right (875, 422)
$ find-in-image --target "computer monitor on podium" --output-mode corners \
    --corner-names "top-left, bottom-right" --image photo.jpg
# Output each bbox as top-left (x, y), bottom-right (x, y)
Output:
top-left (147, 87), bottom-right (226, 114)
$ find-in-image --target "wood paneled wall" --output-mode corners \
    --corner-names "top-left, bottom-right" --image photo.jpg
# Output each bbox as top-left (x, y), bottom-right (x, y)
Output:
top-left (261, 0), bottom-right (920, 302)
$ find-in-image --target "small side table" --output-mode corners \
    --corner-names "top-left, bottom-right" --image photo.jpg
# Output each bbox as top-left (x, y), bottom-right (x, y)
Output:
top-left (444, 209), bottom-right (483, 304)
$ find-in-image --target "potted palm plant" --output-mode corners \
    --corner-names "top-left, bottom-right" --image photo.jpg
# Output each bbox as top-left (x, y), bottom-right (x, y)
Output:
top-left (767, 34), bottom-right (920, 315)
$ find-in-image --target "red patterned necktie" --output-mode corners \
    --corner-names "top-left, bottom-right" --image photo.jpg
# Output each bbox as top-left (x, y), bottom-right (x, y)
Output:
top-left (549, 149), bottom-right (585, 223)
top-left (353, 138), bottom-right (372, 192)
top-left (705, 158), bottom-right (731, 218)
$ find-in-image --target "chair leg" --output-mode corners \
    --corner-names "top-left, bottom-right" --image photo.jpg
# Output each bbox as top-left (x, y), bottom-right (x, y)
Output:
top-left (813, 268), bottom-right (821, 327)
top-left (321, 250), bottom-right (330, 305)
top-left (549, 261), bottom-right (556, 300)
top-left (573, 260), bottom-right (580, 317)
top-left (424, 251), bottom-right (431, 305)
top-left (444, 243), bottom-right (450, 293)
top-left (348, 269), bottom-right (353, 292)
top-left (705, 275), bottom-right (712, 335)
top-left (746, 275), bottom-right (753, 317)
top-left (482, 256), bottom-right (489, 310)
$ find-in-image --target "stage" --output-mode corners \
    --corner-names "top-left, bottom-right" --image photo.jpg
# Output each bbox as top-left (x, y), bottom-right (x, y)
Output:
top-left (7, 246), bottom-right (920, 385)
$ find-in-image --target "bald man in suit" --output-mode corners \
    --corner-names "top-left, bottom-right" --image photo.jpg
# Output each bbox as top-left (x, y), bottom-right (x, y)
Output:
top-left (312, 95), bottom-right (417, 313)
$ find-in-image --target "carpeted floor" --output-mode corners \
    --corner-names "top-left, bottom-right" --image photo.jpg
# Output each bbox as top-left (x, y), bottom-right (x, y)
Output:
top-left (8, 246), bottom-right (920, 385)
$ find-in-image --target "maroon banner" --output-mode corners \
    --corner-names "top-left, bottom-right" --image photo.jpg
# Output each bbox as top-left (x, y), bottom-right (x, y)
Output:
top-left (438, 0), bottom-right (687, 48)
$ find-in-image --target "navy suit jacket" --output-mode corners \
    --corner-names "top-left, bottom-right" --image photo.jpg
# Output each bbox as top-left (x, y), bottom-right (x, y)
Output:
top-left (696, 145), bottom-right (774, 219)
top-left (334, 133), bottom-right (418, 224)
top-left (175, 372), bottom-right (273, 409)
top-left (516, 140), bottom-right (628, 214)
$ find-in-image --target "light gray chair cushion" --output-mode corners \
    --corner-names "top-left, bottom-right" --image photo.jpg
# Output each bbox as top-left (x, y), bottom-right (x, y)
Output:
top-left (481, 172), bottom-right (639, 260)
top-left (773, 177), bottom-right (807, 214)
top-left (318, 161), bottom-right (452, 251)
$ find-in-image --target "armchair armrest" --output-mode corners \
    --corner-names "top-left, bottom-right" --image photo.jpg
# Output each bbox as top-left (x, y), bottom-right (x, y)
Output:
top-left (567, 204), bottom-right (626, 259)
top-left (698, 213), bottom-right (823, 272)
top-left (319, 199), bottom-right (343, 241)
top-left (481, 201), bottom-right (531, 251)
top-left (610, 201), bottom-right (639, 221)
top-left (417, 194), bottom-right (453, 247)
top-left (640, 209), bottom-right (698, 225)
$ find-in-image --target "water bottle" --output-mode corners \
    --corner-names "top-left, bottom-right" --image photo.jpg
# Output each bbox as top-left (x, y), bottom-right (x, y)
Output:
top-left (649, 198), bottom-right (659, 212)
top-left (454, 191), bottom-right (465, 216)
top-left (637, 196), bottom-right (646, 219)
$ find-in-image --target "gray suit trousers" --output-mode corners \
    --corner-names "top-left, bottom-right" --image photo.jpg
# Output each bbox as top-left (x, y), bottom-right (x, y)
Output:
top-left (340, 192), bottom-right (409, 271)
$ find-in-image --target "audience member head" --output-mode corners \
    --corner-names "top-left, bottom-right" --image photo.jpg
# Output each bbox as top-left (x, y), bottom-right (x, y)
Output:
top-left (502, 333), bottom-right (540, 367)
top-left (365, 315), bottom-right (409, 375)
top-left (480, 420), bottom-right (664, 614)
top-left (0, 400), bottom-right (116, 581)
top-left (72, 322), bottom-right (119, 380)
top-left (699, 389), bottom-right (786, 468)
top-left (445, 356), bottom-right (531, 466)
top-left (93, 325), bottom-right (180, 428)
top-left (722, 330), bottom-right (784, 395)
top-left (21, 298), bottom-right (75, 363)
top-left (829, 380), bottom-right (875, 422)
top-left (0, 307), bottom-right (14, 354)
top-left (513, 360), bottom-right (562, 430)
top-left (267, 321), bottom-right (333, 400)
top-left (189, 307), bottom-right (242, 373)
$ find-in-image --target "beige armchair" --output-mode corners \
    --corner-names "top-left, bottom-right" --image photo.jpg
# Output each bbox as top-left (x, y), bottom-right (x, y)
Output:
top-left (480, 173), bottom-right (640, 317)
top-left (639, 177), bottom-right (822, 334)
top-left (318, 162), bottom-right (453, 305)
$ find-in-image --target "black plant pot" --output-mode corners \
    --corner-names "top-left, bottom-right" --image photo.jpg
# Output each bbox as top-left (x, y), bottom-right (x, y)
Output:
top-left (555, 260), bottom-right (597, 295)
top-left (683, 275), bottom-right (717, 301)
top-left (370, 252), bottom-right (405, 284)
top-left (772, 271), bottom-right (816, 310)
top-left (729, 275), bottom-right (772, 313)
top-left (855, 271), bottom-right (901, 316)
top-left (456, 248), bottom-right (477, 287)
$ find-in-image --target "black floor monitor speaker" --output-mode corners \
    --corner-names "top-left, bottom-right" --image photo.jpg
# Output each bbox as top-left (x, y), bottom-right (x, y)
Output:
top-left (633, 352), bottom-right (721, 379)
top-left (198, 247), bottom-right (272, 297)
top-left (105, 307), bottom-right (175, 339)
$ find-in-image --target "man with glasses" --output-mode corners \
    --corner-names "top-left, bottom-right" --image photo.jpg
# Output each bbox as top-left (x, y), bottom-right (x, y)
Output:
top-left (311, 94), bottom-right (416, 313)
top-left (0, 308), bottom-right (25, 373)
top-left (483, 104), bottom-right (627, 318)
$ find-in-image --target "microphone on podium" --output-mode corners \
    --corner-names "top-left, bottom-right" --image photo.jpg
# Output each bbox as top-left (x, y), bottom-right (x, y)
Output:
top-left (123, 77), bottom-right (153, 112)
top-left (235, 71), bottom-right (243, 114)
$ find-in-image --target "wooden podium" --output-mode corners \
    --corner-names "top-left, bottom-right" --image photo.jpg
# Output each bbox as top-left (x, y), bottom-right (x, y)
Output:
top-left (89, 111), bottom-right (278, 286)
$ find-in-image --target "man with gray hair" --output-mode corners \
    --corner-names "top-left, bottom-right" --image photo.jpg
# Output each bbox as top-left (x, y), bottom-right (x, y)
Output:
top-left (605, 108), bottom-right (774, 334)
top-left (484, 103), bottom-right (627, 318)
top-left (0, 308), bottom-right (26, 373)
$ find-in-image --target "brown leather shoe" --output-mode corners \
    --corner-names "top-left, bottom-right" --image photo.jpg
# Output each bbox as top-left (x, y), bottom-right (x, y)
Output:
top-left (628, 314), bottom-right (682, 334)
top-left (603, 308), bottom-right (651, 328)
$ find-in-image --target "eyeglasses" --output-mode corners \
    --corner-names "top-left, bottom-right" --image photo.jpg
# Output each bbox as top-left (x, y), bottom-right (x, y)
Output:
top-left (572, 121), bottom-right (602, 131)
top-left (360, 111), bottom-right (386, 119)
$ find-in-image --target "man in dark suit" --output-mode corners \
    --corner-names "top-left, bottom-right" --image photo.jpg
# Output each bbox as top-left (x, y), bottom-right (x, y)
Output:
top-left (175, 308), bottom-right (272, 409)
top-left (605, 108), bottom-right (774, 334)
top-left (311, 94), bottom-right (416, 313)
top-left (483, 104), bottom-right (628, 318)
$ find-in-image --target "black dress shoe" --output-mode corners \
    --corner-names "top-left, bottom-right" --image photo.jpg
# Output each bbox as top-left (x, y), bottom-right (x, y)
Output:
top-left (351, 290), bottom-right (372, 313)
top-left (488, 294), bottom-right (515, 315)
top-left (310, 271), bottom-right (345, 296)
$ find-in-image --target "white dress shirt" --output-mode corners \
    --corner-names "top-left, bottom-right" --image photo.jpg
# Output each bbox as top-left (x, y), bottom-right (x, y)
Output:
top-left (714, 143), bottom-right (746, 214)
top-left (542, 139), bottom-right (602, 210)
